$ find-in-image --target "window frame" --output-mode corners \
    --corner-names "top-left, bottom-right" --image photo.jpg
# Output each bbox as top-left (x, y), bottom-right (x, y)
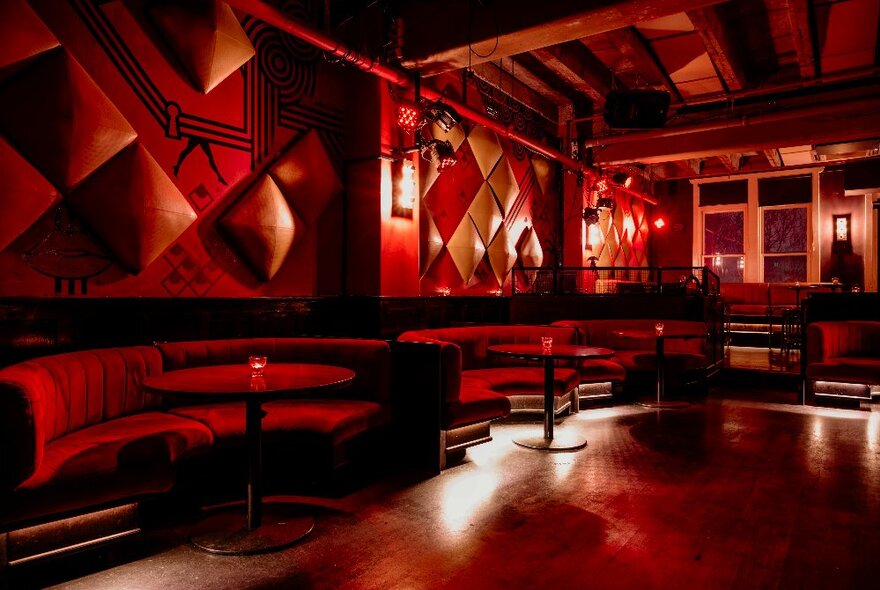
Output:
top-left (759, 203), bottom-right (812, 283)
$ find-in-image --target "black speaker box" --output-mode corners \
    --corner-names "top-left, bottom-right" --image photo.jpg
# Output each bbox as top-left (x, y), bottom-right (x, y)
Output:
top-left (603, 90), bottom-right (670, 129)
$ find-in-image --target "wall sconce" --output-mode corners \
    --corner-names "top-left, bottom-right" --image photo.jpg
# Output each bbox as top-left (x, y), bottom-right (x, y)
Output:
top-left (832, 213), bottom-right (852, 254)
top-left (392, 159), bottom-right (416, 218)
top-left (653, 217), bottom-right (666, 229)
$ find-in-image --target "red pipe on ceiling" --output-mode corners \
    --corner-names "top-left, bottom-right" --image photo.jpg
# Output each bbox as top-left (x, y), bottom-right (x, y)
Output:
top-left (225, 0), bottom-right (658, 205)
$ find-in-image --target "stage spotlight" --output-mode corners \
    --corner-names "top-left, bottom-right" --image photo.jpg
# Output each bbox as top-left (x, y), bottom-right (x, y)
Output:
top-left (397, 101), bottom-right (424, 134)
top-left (583, 207), bottom-right (600, 225)
top-left (421, 139), bottom-right (457, 172)
top-left (426, 101), bottom-right (462, 133)
top-left (611, 172), bottom-right (633, 188)
top-left (596, 197), bottom-right (614, 211)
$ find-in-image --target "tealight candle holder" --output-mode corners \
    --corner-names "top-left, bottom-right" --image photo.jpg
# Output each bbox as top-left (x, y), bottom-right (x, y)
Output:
top-left (541, 336), bottom-right (553, 352)
top-left (655, 322), bottom-right (664, 336)
top-left (249, 355), bottom-right (268, 377)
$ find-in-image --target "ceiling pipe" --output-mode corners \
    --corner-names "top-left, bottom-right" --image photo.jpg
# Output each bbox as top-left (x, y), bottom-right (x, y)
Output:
top-left (570, 65), bottom-right (880, 124)
top-left (583, 95), bottom-right (880, 149)
top-left (225, 0), bottom-right (658, 205)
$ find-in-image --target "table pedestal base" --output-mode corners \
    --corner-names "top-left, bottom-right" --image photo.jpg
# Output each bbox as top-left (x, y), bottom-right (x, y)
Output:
top-left (638, 400), bottom-right (690, 409)
top-left (514, 432), bottom-right (587, 451)
top-left (191, 505), bottom-right (314, 555)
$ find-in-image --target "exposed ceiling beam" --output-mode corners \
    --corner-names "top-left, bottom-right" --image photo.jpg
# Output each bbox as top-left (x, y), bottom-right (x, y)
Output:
top-left (717, 153), bottom-right (744, 173)
top-left (468, 61), bottom-right (560, 123)
top-left (686, 6), bottom-right (747, 92)
top-left (507, 54), bottom-right (584, 106)
top-left (764, 149), bottom-right (783, 167)
top-left (783, 0), bottom-right (817, 78)
top-left (592, 95), bottom-right (880, 165)
top-left (398, 0), bottom-right (725, 75)
top-left (601, 27), bottom-right (682, 102)
top-left (530, 41), bottom-right (616, 105)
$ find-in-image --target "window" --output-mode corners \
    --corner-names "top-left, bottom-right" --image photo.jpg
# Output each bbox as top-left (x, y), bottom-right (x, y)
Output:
top-left (702, 209), bottom-right (744, 282)
top-left (762, 206), bottom-right (808, 282)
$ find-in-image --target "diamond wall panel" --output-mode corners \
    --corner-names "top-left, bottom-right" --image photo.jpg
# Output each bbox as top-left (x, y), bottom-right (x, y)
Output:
top-left (423, 141), bottom-right (483, 243)
top-left (0, 48), bottom-right (137, 191)
top-left (0, 0), bottom-right (59, 81)
top-left (466, 126), bottom-right (503, 178)
top-left (468, 184), bottom-right (503, 246)
top-left (487, 225), bottom-right (517, 287)
top-left (220, 175), bottom-right (299, 281)
top-left (149, 0), bottom-right (255, 94)
top-left (488, 158), bottom-right (520, 215)
top-left (446, 215), bottom-right (485, 284)
top-left (0, 137), bottom-right (60, 252)
top-left (269, 130), bottom-right (343, 224)
top-left (67, 143), bottom-right (197, 273)
top-left (518, 226), bottom-right (544, 268)
top-left (420, 210), bottom-right (444, 276)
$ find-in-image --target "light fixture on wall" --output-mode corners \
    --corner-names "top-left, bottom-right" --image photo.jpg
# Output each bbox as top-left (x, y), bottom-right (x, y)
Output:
top-left (392, 159), bottom-right (417, 218)
top-left (395, 99), bottom-right (462, 135)
top-left (424, 101), bottom-right (462, 133)
top-left (653, 217), bottom-right (666, 229)
top-left (611, 171), bottom-right (633, 188)
top-left (396, 101), bottom-right (424, 134)
top-left (596, 196), bottom-right (614, 211)
top-left (832, 213), bottom-right (852, 254)
top-left (582, 206), bottom-right (600, 225)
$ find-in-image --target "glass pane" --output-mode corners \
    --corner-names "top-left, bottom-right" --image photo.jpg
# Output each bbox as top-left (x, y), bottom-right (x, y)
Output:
top-left (705, 256), bottom-right (744, 283)
top-left (763, 255), bottom-right (807, 283)
top-left (763, 208), bottom-right (807, 253)
top-left (704, 211), bottom-right (744, 255)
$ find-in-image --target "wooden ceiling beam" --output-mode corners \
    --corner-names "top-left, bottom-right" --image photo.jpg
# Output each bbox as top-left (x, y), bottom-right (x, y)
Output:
top-left (531, 41), bottom-right (616, 105)
top-left (601, 27), bottom-right (682, 102)
top-left (764, 149), bottom-right (783, 167)
top-left (593, 95), bottom-right (880, 165)
top-left (508, 53), bottom-right (584, 105)
top-left (717, 153), bottom-right (744, 173)
top-left (783, 0), bottom-right (818, 78)
top-left (686, 6), bottom-right (748, 91)
top-left (468, 61), bottom-right (560, 124)
top-left (398, 0), bottom-right (725, 75)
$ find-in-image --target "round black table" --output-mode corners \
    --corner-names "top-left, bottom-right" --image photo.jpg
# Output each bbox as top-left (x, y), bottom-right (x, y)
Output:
top-left (144, 363), bottom-right (355, 555)
top-left (612, 330), bottom-right (706, 409)
top-left (487, 344), bottom-right (614, 451)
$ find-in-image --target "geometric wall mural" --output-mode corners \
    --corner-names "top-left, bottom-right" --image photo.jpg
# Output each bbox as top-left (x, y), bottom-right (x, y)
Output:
top-left (418, 93), bottom-right (560, 296)
top-left (0, 0), bottom-right (346, 297)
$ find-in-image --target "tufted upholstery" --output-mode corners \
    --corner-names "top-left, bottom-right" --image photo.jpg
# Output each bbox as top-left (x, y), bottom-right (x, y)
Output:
top-left (0, 346), bottom-right (215, 528)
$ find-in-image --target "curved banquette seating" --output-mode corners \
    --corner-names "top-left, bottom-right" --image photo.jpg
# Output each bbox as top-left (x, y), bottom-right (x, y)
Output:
top-left (805, 321), bottom-right (880, 403)
top-left (398, 325), bottom-right (580, 415)
top-left (551, 319), bottom-right (710, 394)
top-left (0, 338), bottom-right (393, 542)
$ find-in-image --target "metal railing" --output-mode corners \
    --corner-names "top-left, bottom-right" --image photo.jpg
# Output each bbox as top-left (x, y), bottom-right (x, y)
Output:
top-left (511, 266), bottom-right (720, 296)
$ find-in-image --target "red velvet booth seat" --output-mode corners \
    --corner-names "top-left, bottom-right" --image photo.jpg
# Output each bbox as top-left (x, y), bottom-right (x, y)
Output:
top-left (0, 338), bottom-right (394, 565)
top-left (398, 325), bottom-right (580, 415)
top-left (805, 321), bottom-right (880, 403)
top-left (0, 347), bottom-right (214, 533)
top-left (552, 319), bottom-right (709, 394)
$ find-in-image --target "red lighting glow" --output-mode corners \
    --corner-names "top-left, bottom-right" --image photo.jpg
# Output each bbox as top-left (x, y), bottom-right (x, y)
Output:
top-left (396, 102), bottom-right (422, 133)
top-left (653, 217), bottom-right (666, 229)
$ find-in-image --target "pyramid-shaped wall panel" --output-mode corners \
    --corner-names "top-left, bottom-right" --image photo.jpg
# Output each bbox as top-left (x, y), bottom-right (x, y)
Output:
top-left (0, 0), bottom-right (59, 81)
top-left (0, 48), bottom-right (137, 191)
top-left (0, 137), bottom-right (60, 252)
top-left (269, 130), bottom-right (343, 224)
top-left (220, 175), bottom-right (300, 281)
top-left (67, 143), bottom-right (197, 273)
top-left (149, 0), bottom-right (255, 93)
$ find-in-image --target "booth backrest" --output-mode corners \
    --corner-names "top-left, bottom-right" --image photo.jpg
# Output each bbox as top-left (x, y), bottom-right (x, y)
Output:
top-left (0, 346), bottom-right (163, 490)
top-left (156, 338), bottom-right (392, 404)
top-left (806, 321), bottom-right (880, 364)
top-left (552, 319), bottom-right (706, 354)
top-left (394, 335), bottom-right (462, 404)
top-left (768, 285), bottom-right (799, 307)
top-left (397, 325), bottom-right (577, 371)
top-left (720, 282), bottom-right (769, 306)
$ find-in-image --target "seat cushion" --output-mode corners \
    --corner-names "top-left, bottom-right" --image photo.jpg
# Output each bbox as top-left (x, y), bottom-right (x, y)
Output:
top-left (462, 367), bottom-right (580, 397)
top-left (2, 412), bottom-right (212, 528)
top-left (171, 399), bottom-right (389, 447)
top-left (446, 387), bottom-right (511, 429)
top-left (578, 359), bottom-right (626, 382)
top-left (461, 376), bottom-right (492, 390)
top-left (806, 358), bottom-right (880, 384)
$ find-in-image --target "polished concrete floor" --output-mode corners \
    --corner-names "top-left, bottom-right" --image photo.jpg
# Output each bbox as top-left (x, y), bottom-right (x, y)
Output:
top-left (14, 390), bottom-right (880, 590)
